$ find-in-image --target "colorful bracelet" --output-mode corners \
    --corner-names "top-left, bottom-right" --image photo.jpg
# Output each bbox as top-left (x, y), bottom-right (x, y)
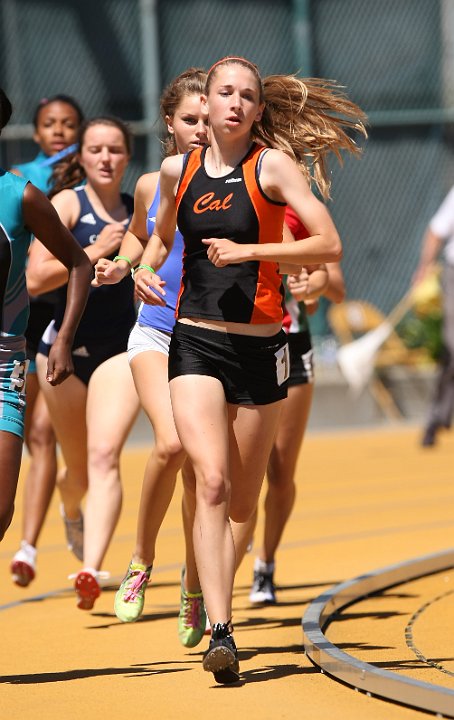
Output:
top-left (113, 255), bottom-right (133, 267)
top-left (134, 263), bottom-right (156, 276)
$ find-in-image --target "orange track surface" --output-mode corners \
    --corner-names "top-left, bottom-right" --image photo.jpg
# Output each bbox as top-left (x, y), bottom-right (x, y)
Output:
top-left (1, 425), bottom-right (453, 719)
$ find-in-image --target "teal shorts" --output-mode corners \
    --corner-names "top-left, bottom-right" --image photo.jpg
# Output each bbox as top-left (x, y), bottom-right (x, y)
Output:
top-left (0, 353), bottom-right (29, 439)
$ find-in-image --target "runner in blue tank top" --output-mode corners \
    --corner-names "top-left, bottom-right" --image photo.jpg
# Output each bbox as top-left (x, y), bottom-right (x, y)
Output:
top-left (0, 88), bottom-right (91, 546)
top-left (94, 69), bottom-right (210, 640)
top-left (135, 179), bottom-right (185, 333)
top-left (27, 116), bottom-right (140, 610)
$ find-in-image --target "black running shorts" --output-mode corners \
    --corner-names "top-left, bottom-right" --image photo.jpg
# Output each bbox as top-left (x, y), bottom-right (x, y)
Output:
top-left (287, 330), bottom-right (314, 387)
top-left (168, 322), bottom-right (289, 405)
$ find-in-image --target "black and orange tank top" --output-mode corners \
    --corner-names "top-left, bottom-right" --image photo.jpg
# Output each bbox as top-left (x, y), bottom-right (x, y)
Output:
top-left (175, 143), bottom-right (287, 324)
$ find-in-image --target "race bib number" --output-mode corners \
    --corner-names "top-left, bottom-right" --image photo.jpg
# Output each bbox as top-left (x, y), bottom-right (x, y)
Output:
top-left (275, 343), bottom-right (290, 386)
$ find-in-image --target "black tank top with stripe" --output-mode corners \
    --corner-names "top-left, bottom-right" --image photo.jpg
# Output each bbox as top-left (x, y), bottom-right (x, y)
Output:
top-left (175, 144), bottom-right (286, 324)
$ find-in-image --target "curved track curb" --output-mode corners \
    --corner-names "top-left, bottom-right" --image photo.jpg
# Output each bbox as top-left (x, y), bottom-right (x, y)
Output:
top-left (302, 548), bottom-right (454, 717)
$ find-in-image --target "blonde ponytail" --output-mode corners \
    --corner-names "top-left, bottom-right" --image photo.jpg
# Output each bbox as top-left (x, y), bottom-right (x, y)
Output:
top-left (256, 75), bottom-right (367, 199)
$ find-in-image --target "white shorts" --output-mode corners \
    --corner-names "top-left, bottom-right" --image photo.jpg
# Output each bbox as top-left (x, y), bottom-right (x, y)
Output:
top-left (127, 322), bottom-right (172, 363)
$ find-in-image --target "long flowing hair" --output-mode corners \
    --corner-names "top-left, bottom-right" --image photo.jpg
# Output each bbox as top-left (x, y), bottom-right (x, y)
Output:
top-left (206, 57), bottom-right (367, 199)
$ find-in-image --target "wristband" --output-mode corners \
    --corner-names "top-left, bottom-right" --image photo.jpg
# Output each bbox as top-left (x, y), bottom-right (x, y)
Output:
top-left (113, 255), bottom-right (133, 267)
top-left (134, 263), bottom-right (156, 276)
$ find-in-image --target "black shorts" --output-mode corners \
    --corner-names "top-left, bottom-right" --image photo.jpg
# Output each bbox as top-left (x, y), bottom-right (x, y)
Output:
top-left (25, 299), bottom-right (56, 369)
top-left (168, 322), bottom-right (289, 405)
top-left (38, 321), bottom-right (128, 386)
top-left (287, 330), bottom-right (314, 387)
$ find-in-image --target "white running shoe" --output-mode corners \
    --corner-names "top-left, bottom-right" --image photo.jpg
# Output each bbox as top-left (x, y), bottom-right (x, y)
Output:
top-left (11, 541), bottom-right (37, 587)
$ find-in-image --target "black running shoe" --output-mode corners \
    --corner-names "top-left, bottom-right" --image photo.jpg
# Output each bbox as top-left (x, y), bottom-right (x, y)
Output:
top-left (249, 570), bottom-right (276, 604)
top-left (202, 622), bottom-right (240, 684)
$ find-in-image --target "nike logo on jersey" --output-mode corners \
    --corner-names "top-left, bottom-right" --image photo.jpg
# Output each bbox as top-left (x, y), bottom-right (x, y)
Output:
top-left (193, 192), bottom-right (233, 214)
top-left (80, 213), bottom-right (97, 225)
top-left (225, 177), bottom-right (242, 184)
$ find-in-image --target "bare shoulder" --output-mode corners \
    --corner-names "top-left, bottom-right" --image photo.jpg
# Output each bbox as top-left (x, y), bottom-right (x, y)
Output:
top-left (160, 154), bottom-right (184, 181)
top-left (260, 148), bottom-right (308, 201)
top-left (135, 171), bottom-right (159, 205)
top-left (261, 147), bottom-right (297, 173)
top-left (50, 188), bottom-right (80, 226)
top-left (52, 187), bottom-right (79, 206)
top-left (158, 155), bottom-right (185, 200)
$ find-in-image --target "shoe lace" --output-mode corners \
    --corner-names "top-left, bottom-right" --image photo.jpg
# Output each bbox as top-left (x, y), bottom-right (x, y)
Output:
top-left (124, 570), bottom-right (149, 602)
top-left (211, 620), bottom-right (234, 639)
top-left (183, 594), bottom-right (202, 629)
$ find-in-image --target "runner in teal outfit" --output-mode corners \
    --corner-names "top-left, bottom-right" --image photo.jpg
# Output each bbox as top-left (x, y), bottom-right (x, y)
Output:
top-left (9, 95), bottom-right (85, 586)
top-left (0, 88), bottom-right (91, 545)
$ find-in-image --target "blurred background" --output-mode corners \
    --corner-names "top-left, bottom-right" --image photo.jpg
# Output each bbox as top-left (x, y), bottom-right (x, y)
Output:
top-left (1, 0), bottom-right (452, 426)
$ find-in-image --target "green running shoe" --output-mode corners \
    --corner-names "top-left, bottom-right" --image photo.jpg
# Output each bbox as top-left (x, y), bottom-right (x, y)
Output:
top-left (114, 561), bottom-right (151, 623)
top-left (178, 568), bottom-right (207, 648)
